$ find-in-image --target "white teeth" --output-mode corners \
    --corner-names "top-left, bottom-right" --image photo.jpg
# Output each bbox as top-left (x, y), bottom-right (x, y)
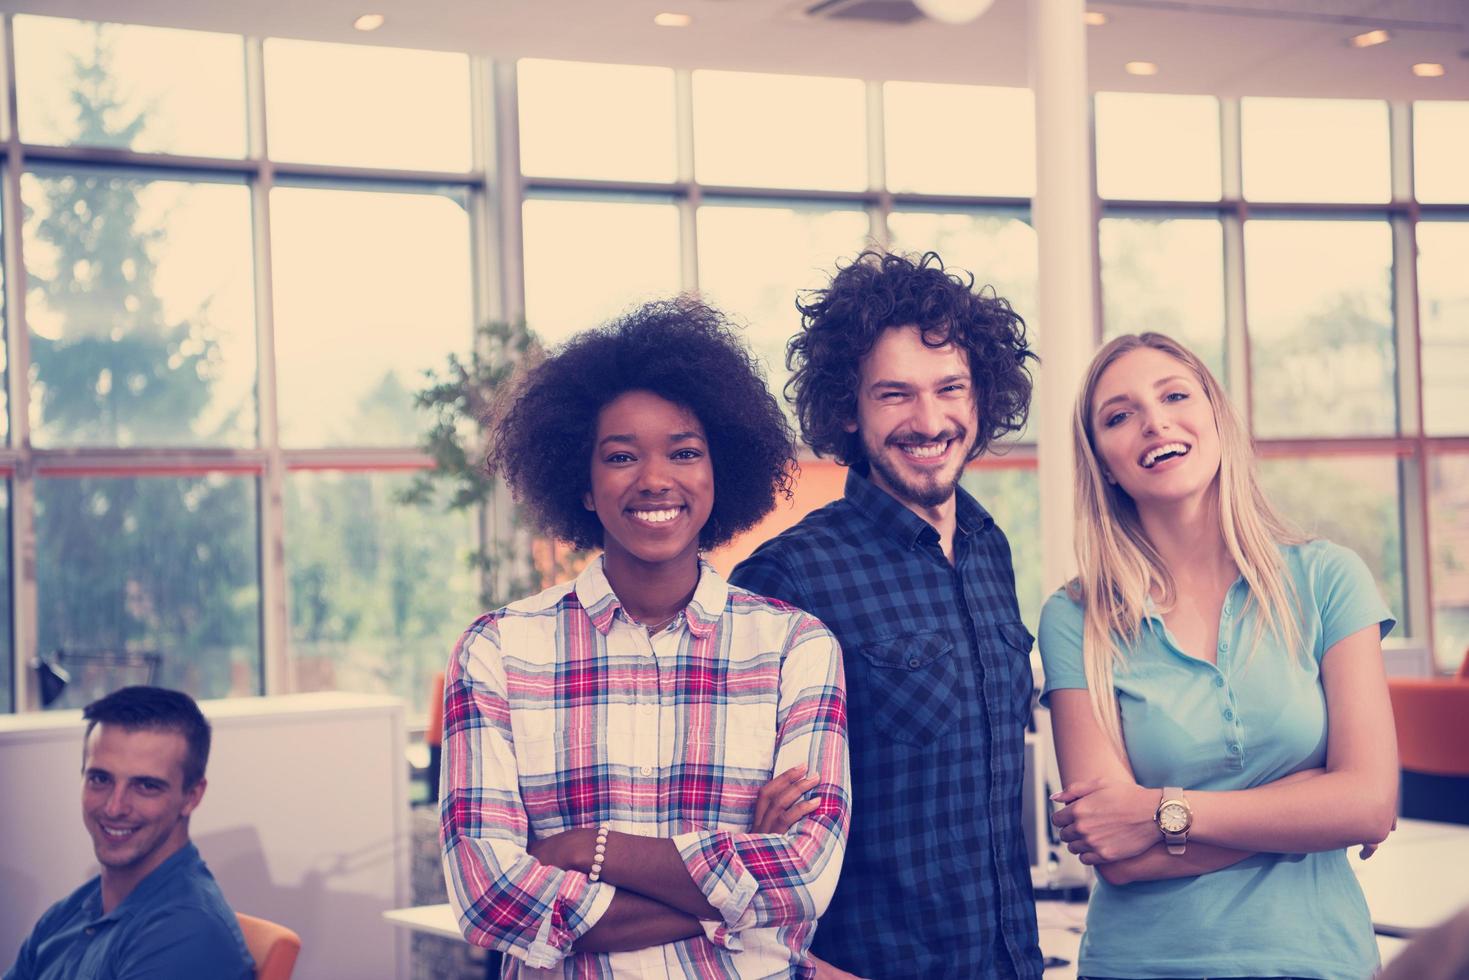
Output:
top-left (1142, 442), bottom-right (1190, 468)
top-left (630, 508), bottom-right (680, 524)
top-left (901, 442), bottom-right (947, 459)
top-left (103, 827), bottom-right (134, 838)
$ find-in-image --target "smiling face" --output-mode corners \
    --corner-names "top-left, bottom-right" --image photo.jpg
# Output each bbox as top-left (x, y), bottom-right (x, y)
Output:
top-left (848, 325), bottom-right (978, 512)
top-left (585, 389), bottom-right (714, 577)
top-left (1089, 346), bottom-right (1222, 510)
top-left (81, 724), bottom-right (203, 882)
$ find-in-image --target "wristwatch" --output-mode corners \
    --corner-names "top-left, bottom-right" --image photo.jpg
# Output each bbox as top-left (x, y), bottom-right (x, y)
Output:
top-left (1155, 786), bottom-right (1192, 856)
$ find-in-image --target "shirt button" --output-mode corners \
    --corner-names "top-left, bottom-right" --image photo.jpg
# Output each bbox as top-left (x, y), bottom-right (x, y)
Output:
top-left (1224, 708), bottom-right (1234, 721)
top-left (1218, 640), bottom-right (1228, 652)
top-left (1230, 744), bottom-right (1241, 754)
top-left (908, 657), bottom-right (922, 668)
top-left (1214, 676), bottom-right (1225, 688)
top-left (640, 765), bottom-right (654, 776)
top-left (84, 928), bottom-right (95, 936)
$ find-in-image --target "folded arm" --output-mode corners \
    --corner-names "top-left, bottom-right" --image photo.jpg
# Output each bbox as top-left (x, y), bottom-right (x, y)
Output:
top-left (1049, 623), bottom-right (1398, 881)
top-left (669, 614), bottom-right (850, 935)
top-left (439, 616), bottom-right (616, 968)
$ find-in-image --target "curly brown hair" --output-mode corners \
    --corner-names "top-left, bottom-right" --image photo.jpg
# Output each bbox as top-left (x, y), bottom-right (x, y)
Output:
top-left (489, 298), bottom-right (796, 551)
top-left (788, 249), bottom-right (1036, 465)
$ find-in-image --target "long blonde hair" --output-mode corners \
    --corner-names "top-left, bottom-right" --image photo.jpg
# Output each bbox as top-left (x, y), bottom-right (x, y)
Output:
top-left (1070, 333), bottom-right (1304, 756)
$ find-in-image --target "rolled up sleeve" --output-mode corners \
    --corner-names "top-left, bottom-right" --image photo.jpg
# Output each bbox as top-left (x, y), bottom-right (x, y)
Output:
top-left (439, 614), bottom-right (615, 967)
top-left (672, 613), bottom-right (850, 941)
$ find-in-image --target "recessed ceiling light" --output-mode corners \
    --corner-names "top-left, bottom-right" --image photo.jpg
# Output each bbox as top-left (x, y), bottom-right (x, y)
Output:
top-left (1348, 29), bottom-right (1390, 48)
top-left (1084, 11), bottom-right (1108, 26)
top-left (653, 12), bottom-right (693, 27)
top-left (1412, 62), bottom-right (1446, 77)
top-left (353, 13), bottom-right (385, 31)
top-left (1124, 61), bottom-right (1158, 76)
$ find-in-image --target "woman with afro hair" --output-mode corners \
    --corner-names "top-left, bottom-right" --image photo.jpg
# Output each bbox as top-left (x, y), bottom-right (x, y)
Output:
top-left (440, 298), bottom-right (852, 979)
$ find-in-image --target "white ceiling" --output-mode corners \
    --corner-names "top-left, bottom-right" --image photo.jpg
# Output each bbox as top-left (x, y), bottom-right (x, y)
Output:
top-left (4, 0), bottom-right (1467, 99)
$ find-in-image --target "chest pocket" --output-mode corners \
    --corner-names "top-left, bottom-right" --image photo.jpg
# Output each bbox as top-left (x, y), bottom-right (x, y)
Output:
top-left (858, 631), bottom-right (959, 747)
top-left (988, 621), bottom-right (1036, 723)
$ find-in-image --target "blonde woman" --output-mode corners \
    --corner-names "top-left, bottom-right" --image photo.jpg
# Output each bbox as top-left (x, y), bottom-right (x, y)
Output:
top-left (1036, 333), bottom-right (1398, 980)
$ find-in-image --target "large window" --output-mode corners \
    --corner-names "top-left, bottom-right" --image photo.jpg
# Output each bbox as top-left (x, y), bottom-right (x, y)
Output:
top-left (34, 474), bottom-right (261, 705)
top-left (21, 170), bottom-right (257, 448)
top-left (269, 186), bottom-right (473, 446)
top-left (1244, 219), bottom-right (1396, 438)
top-left (4, 16), bottom-right (1468, 715)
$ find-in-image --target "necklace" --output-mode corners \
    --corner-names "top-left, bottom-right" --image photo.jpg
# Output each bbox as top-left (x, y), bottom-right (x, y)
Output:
top-left (638, 611), bottom-right (681, 634)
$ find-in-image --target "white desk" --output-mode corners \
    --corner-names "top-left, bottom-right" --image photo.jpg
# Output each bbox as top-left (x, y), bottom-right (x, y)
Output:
top-left (384, 903), bottom-right (462, 942)
top-left (384, 902), bottom-right (1413, 976)
top-left (1351, 818), bottom-right (1469, 938)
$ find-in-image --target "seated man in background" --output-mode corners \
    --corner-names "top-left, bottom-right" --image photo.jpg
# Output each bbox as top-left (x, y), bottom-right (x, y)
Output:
top-left (4, 686), bottom-right (253, 980)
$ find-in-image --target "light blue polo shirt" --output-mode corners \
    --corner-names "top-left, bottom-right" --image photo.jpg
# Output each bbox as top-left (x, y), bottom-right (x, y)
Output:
top-left (1037, 539), bottom-right (1394, 980)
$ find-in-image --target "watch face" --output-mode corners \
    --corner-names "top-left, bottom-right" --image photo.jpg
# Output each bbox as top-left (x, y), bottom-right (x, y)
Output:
top-left (1159, 802), bottom-right (1189, 833)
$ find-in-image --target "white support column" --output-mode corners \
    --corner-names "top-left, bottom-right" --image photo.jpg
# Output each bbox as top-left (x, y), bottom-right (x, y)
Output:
top-left (1030, 0), bottom-right (1095, 593)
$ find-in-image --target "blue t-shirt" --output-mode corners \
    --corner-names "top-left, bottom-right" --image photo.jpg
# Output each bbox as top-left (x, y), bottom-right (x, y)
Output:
top-left (4, 842), bottom-right (253, 980)
top-left (1037, 539), bottom-right (1394, 980)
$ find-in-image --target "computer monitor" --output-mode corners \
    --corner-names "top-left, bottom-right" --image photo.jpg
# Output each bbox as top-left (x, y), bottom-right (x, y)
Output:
top-left (1023, 710), bottom-right (1090, 890)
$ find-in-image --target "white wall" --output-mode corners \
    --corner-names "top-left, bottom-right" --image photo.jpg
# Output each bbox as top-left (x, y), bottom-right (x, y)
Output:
top-left (0, 692), bottom-right (410, 980)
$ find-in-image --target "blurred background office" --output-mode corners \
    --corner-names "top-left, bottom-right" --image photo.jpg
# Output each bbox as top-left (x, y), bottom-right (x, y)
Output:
top-left (0, 1), bottom-right (1465, 977)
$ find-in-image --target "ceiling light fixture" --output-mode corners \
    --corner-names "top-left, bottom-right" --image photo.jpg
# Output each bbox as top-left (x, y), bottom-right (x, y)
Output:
top-left (1348, 29), bottom-right (1390, 48)
top-left (653, 12), bottom-right (693, 27)
top-left (913, 0), bottom-right (996, 26)
top-left (1124, 61), bottom-right (1158, 76)
top-left (1084, 11), bottom-right (1108, 26)
top-left (353, 13), bottom-right (385, 31)
top-left (1412, 62), bottom-right (1446, 77)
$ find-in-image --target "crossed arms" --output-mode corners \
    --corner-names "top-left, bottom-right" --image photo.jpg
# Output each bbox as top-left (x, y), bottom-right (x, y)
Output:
top-left (1047, 622), bottom-right (1398, 885)
top-left (439, 613), bottom-right (851, 968)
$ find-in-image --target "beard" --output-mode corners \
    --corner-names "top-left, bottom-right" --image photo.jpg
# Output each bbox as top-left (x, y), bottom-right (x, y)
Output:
top-left (864, 427), bottom-right (973, 509)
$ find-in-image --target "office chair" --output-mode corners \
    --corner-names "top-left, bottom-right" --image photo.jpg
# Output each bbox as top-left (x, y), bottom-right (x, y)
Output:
top-left (236, 912), bottom-right (302, 980)
top-left (1387, 653), bottom-right (1469, 825)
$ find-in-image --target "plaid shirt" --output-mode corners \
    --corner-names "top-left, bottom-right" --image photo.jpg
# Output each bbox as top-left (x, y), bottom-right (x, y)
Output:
top-left (730, 468), bottom-right (1042, 979)
top-left (440, 556), bottom-right (850, 978)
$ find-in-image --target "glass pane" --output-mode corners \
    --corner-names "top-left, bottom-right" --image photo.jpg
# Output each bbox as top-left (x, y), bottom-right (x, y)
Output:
top-left (522, 196), bottom-right (680, 347)
top-left (887, 210), bottom-right (1039, 440)
top-left (1242, 98), bottom-right (1389, 203)
top-left (287, 471), bottom-right (480, 714)
top-left (1414, 102), bottom-right (1469, 204)
top-left (35, 474), bottom-right (262, 707)
top-left (271, 186), bottom-right (473, 447)
top-left (693, 71), bottom-right (866, 191)
top-left (697, 204), bottom-right (869, 399)
top-left (1258, 454), bottom-right (1404, 626)
top-left (1244, 220), bottom-right (1395, 438)
top-left (1417, 221), bottom-right (1469, 436)
top-left (884, 83), bottom-right (1033, 197)
top-left (959, 465), bottom-right (1040, 633)
top-left (264, 39), bottom-right (471, 171)
top-left (1430, 454), bottom-right (1469, 672)
top-left (1100, 216), bottom-right (1226, 382)
top-left (1094, 93), bottom-right (1221, 201)
top-left (14, 16), bottom-right (245, 157)
top-left (22, 171), bottom-right (257, 448)
top-left (518, 59), bottom-right (676, 182)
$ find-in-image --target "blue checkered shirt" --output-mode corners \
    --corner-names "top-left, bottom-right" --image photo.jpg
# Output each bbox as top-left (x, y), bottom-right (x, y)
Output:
top-left (730, 467), bottom-right (1042, 979)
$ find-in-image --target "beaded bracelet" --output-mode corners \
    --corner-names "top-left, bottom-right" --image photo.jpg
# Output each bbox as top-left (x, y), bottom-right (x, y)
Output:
top-left (588, 825), bottom-right (610, 882)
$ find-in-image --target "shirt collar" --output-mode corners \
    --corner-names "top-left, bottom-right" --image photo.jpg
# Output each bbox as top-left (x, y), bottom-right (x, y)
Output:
top-left (574, 553), bottom-right (725, 639)
top-left (842, 465), bottom-right (994, 551)
top-left (97, 840), bottom-right (203, 924)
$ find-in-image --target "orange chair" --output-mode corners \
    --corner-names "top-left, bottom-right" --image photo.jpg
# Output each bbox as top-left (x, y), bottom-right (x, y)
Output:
top-left (236, 913), bottom-right (301, 980)
top-left (426, 670), bottom-right (446, 802)
top-left (1387, 654), bottom-right (1469, 825)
